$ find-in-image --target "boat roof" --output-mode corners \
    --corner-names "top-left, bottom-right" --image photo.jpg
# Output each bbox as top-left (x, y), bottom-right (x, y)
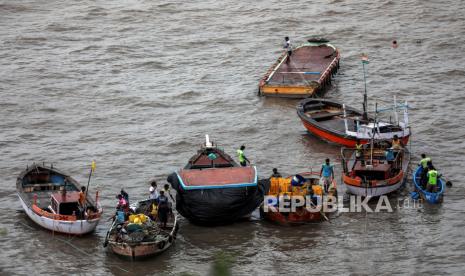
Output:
top-left (176, 166), bottom-right (257, 190)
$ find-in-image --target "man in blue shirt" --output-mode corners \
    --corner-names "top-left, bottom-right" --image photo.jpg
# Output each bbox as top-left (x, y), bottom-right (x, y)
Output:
top-left (320, 158), bottom-right (334, 193)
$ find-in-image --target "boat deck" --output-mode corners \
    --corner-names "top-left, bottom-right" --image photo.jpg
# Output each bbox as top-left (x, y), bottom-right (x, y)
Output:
top-left (177, 167), bottom-right (257, 190)
top-left (267, 45), bottom-right (336, 85)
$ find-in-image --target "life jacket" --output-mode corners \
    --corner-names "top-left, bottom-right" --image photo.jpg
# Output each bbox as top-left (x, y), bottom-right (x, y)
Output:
top-left (237, 149), bottom-right (245, 162)
top-left (355, 144), bottom-right (363, 157)
top-left (420, 157), bottom-right (431, 169)
top-left (427, 170), bottom-right (438, 185)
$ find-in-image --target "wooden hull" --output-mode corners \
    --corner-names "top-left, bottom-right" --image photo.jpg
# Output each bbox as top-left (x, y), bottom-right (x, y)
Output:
top-left (19, 195), bottom-right (101, 234)
top-left (168, 143), bottom-right (265, 225)
top-left (413, 166), bottom-right (444, 204)
top-left (260, 206), bottom-right (324, 226)
top-left (106, 212), bottom-right (179, 261)
top-left (259, 42), bottom-right (340, 98)
top-left (344, 179), bottom-right (404, 197)
top-left (108, 237), bottom-right (174, 260)
top-left (16, 164), bottom-right (102, 235)
top-left (297, 99), bottom-right (410, 146)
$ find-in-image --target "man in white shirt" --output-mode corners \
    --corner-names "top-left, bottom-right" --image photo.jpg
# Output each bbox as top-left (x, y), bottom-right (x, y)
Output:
top-left (284, 36), bottom-right (292, 63)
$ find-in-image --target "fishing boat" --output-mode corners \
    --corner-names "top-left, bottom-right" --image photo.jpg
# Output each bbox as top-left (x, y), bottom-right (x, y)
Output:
top-left (297, 99), bottom-right (411, 147)
top-left (258, 38), bottom-right (340, 98)
top-left (104, 199), bottom-right (179, 260)
top-left (168, 135), bottom-right (266, 225)
top-left (341, 142), bottom-right (410, 197)
top-left (16, 163), bottom-right (102, 235)
top-left (260, 172), bottom-right (337, 226)
top-left (413, 166), bottom-right (445, 204)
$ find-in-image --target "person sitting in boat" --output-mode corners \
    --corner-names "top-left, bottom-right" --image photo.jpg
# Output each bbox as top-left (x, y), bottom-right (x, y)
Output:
top-left (149, 181), bottom-right (159, 202)
top-left (270, 168), bottom-right (282, 178)
top-left (157, 191), bottom-right (170, 228)
top-left (236, 145), bottom-right (250, 167)
top-left (426, 163), bottom-right (439, 192)
top-left (320, 159), bottom-right (334, 193)
top-left (391, 135), bottom-right (403, 150)
top-left (355, 140), bottom-right (363, 160)
top-left (284, 36), bottom-right (292, 63)
top-left (163, 184), bottom-right (175, 202)
top-left (117, 194), bottom-right (129, 213)
top-left (419, 154), bottom-right (432, 187)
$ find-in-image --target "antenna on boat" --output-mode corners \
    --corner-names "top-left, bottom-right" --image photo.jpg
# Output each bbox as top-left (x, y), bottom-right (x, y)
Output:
top-left (343, 104), bottom-right (349, 134)
top-left (205, 134), bottom-right (213, 148)
top-left (393, 95), bottom-right (399, 125)
top-left (361, 53), bottom-right (369, 121)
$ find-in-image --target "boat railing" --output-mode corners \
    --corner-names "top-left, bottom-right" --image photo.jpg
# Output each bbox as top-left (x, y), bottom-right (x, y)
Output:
top-left (341, 147), bottom-right (405, 174)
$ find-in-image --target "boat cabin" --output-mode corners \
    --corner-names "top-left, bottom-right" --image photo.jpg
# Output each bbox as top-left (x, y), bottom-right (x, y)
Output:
top-left (50, 191), bottom-right (81, 216)
top-left (352, 162), bottom-right (392, 180)
top-left (186, 147), bottom-right (237, 169)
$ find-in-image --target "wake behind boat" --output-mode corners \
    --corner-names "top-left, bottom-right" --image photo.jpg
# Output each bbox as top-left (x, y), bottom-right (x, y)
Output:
top-left (168, 136), bottom-right (266, 225)
top-left (16, 163), bottom-right (102, 235)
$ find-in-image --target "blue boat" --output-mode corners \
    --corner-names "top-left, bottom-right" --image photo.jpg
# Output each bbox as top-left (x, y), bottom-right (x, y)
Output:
top-left (413, 166), bottom-right (445, 204)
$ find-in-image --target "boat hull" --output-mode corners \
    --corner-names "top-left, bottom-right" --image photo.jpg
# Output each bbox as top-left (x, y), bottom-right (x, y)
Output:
top-left (344, 181), bottom-right (404, 197)
top-left (343, 149), bottom-right (410, 197)
top-left (169, 172), bottom-right (267, 225)
top-left (413, 166), bottom-right (444, 204)
top-left (297, 99), bottom-right (410, 146)
top-left (260, 204), bottom-right (326, 226)
top-left (108, 238), bottom-right (174, 260)
top-left (261, 172), bottom-right (335, 226)
top-left (18, 194), bottom-right (100, 235)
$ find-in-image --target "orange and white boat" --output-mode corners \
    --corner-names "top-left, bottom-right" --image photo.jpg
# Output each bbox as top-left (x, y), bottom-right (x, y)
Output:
top-left (16, 163), bottom-right (102, 235)
top-left (260, 172), bottom-right (337, 226)
top-left (341, 143), bottom-right (410, 197)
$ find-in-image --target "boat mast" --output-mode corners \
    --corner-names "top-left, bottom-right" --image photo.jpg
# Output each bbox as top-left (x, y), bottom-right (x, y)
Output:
top-left (403, 101), bottom-right (409, 128)
top-left (393, 95), bottom-right (399, 125)
top-left (343, 104), bottom-right (349, 134)
top-left (361, 54), bottom-right (369, 121)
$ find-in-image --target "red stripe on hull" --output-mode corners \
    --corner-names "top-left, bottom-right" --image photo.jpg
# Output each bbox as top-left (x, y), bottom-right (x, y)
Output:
top-left (301, 119), bottom-right (410, 147)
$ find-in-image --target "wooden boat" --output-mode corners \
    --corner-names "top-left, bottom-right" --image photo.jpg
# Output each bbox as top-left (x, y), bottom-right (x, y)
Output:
top-left (341, 142), bottom-right (410, 197)
top-left (413, 166), bottom-right (445, 204)
top-left (260, 172), bottom-right (337, 226)
top-left (105, 199), bottom-right (179, 260)
top-left (16, 163), bottom-right (102, 235)
top-left (168, 135), bottom-right (266, 225)
top-left (297, 99), bottom-right (411, 147)
top-left (259, 39), bottom-right (340, 98)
